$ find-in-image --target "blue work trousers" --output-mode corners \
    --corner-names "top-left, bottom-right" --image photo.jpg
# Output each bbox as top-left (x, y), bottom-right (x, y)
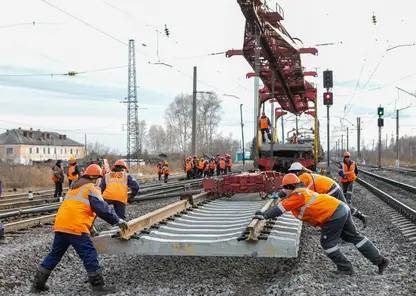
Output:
top-left (104, 199), bottom-right (126, 220)
top-left (41, 232), bottom-right (100, 274)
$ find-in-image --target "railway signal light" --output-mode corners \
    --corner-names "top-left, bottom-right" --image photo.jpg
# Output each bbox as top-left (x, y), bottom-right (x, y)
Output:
top-left (68, 71), bottom-right (76, 76)
top-left (378, 118), bottom-right (384, 127)
top-left (377, 107), bottom-right (384, 116)
top-left (323, 70), bottom-right (333, 89)
top-left (323, 92), bottom-right (333, 106)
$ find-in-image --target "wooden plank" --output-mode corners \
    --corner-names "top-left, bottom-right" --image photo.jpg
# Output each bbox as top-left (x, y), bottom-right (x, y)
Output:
top-left (120, 192), bottom-right (210, 239)
top-left (4, 214), bottom-right (56, 233)
top-left (247, 198), bottom-right (278, 241)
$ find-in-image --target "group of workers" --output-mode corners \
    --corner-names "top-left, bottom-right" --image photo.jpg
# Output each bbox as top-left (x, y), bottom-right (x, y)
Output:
top-left (255, 151), bottom-right (389, 275)
top-left (156, 161), bottom-right (171, 183)
top-left (30, 159), bottom-right (139, 293)
top-left (1, 151), bottom-right (390, 294)
top-left (184, 153), bottom-right (232, 179)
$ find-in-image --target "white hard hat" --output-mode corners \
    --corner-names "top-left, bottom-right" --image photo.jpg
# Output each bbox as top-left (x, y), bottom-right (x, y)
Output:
top-left (288, 162), bottom-right (303, 171)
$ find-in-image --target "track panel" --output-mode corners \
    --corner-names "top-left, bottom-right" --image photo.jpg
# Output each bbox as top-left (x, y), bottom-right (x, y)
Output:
top-left (93, 194), bottom-right (302, 258)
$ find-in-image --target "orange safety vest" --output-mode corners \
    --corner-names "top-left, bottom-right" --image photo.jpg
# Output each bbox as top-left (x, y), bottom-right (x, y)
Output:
top-left (51, 166), bottom-right (62, 182)
top-left (163, 165), bottom-right (170, 175)
top-left (67, 164), bottom-right (79, 181)
top-left (198, 160), bottom-right (205, 169)
top-left (298, 172), bottom-right (339, 195)
top-left (280, 187), bottom-right (341, 227)
top-left (226, 158), bottom-right (232, 167)
top-left (185, 161), bottom-right (191, 172)
top-left (219, 160), bottom-right (226, 169)
top-left (341, 161), bottom-right (356, 183)
top-left (260, 117), bottom-right (269, 129)
top-left (157, 165), bottom-right (163, 174)
top-left (102, 171), bottom-right (129, 204)
top-left (209, 160), bottom-right (216, 169)
top-left (54, 183), bottom-right (98, 235)
top-left (204, 163), bottom-right (209, 171)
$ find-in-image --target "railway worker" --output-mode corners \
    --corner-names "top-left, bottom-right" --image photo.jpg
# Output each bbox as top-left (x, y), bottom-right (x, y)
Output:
top-left (216, 153), bottom-right (221, 176)
top-left (163, 161), bottom-right (170, 183)
top-left (287, 162), bottom-right (368, 228)
top-left (219, 157), bottom-right (226, 175)
top-left (157, 161), bottom-right (163, 181)
top-left (259, 111), bottom-right (272, 143)
top-left (203, 160), bottom-right (210, 178)
top-left (339, 151), bottom-right (358, 204)
top-left (67, 157), bottom-right (80, 187)
top-left (31, 164), bottom-right (128, 293)
top-left (209, 157), bottom-right (216, 177)
top-left (100, 160), bottom-right (139, 220)
top-left (192, 155), bottom-right (199, 177)
top-left (51, 160), bottom-right (64, 198)
top-left (254, 174), bottom-right (389, 275)
top-left (290, 132), bottom-right (299, 143)
top-left (198, 158), bottom-right (205, 177)
top-left (225, 153), bottom-right (233, 174)
top-left (185, 157), bottom-right (192, 179)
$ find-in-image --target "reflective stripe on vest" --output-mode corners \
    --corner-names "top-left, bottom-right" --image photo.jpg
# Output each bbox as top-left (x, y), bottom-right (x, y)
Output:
top-left (102, 171), bottom-right (128, 204)
top-left (342, 162), bottom-right (356, 182)
top-left (297, 192), bottom-right (319, 219)
top-left (54, 183), bottom-right (96, 235)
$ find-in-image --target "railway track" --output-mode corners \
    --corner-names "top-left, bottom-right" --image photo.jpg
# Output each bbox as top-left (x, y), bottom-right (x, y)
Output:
top-left (360, 163), bottom-right (416, 177)
top-left (331, 161), bottom-right (416, 242)
top-left (2, 178), bottom-right (203, 234)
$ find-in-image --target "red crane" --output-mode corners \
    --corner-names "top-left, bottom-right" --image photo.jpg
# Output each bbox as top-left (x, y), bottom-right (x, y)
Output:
top-left (226, 0), bottom-right (318, 115)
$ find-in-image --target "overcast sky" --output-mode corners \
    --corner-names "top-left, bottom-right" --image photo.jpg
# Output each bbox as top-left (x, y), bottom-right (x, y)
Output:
top-left (1, 0), bottom-right (415, 153)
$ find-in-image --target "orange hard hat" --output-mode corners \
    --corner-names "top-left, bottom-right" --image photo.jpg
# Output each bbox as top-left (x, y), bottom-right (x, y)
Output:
top-left (282, 173), bottom-right (300, 186)
top-left (115, 159), bottom-right (128, 168)
top-left (343, 151), bottom-right (351, 157)
top-left (84, 164), bottom-right (103, 177)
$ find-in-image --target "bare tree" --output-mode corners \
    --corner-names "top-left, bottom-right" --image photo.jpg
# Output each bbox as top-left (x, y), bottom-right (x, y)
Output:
top-left (137, 120), bottom-right (148, 154)
top-left (165, 93), bottom-right (193, 152)
top-left (148, 125), bottom-right (166, 153)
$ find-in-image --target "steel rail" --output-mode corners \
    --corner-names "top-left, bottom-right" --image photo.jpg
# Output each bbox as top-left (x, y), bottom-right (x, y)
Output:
top-left (359, 169), bottom-right (416, 193)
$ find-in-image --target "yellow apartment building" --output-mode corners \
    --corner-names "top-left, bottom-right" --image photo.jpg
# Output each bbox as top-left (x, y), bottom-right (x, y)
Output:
top-left (0, 128), bottom-right (85, 165)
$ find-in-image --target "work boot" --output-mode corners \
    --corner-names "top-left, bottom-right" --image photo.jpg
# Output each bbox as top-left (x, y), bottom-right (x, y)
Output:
top-left (30, 266), bottom-right (51, 292)
top-left (332, 268), bottom-right (354, 275)
top-left (88, 271), bottom-right (116, 294)
top-left (378, 257), bottom-right (390, 274)
top-left (0, 236), bottom-right (7, 244)
top-left (353, 211), bottom-right (369, 228)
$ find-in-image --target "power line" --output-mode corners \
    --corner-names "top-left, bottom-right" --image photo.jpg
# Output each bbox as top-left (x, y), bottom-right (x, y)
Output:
top-left (0, 65), bottom-right (127, 77)
top-left (0, 21), bottom-right (63, 29)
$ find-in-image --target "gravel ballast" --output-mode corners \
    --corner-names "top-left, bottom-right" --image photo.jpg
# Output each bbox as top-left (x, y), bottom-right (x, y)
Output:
top-left (0, 183), bottom-right (415, 295)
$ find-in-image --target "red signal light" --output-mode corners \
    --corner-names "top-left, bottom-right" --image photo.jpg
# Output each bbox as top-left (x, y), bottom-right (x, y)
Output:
top-left (323, 92), bottom-right (333, 106)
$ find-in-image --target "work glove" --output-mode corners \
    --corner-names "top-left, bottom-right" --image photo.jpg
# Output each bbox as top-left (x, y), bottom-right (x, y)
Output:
top-left (117, 219), bottom-right (128, 231)
top-left (253, 210), bottom-right (266, 220)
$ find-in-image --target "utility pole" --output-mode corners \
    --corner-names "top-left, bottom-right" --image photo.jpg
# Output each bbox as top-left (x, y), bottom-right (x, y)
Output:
top-left (240, 104), bottom-right (245, 170)
top-left (395, 105), bottom-right (412, 167)
top-left (191, 66), bottom-right (197, 156)
top-left (346, 127), bottom-right (349, 151)
top-left (341, 134), bottom-right (344, 151)
top-left (254, 27), bottom-right (260, 166)
top-left (357, 117), bottom-right (361, 162)
top-left (269, 71), bottom-right (275, 170)
top-left (84, 134), bottom-right (87, 157)
top-left (124, 39), bottom-right (138, 168)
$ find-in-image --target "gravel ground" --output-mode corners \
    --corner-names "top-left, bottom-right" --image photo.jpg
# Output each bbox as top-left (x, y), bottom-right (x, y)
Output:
top-left (360, 167), bottom-right (416, 187)
top-left (1, 180), bottom-right (415, 295)
top-left (358, 173), bottom-right (416, 210)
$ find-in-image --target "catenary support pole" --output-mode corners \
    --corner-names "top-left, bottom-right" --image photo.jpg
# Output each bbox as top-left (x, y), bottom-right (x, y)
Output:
top-left (346, 127), bottom-right (349, 151)
top-left (192, 66), bottom-right (197, 156)
top-left (357, 117), bottom-right (360, 162)
top-left (326, 105), bottom-right (330, 174)
top-left (396, 109), bottom-right (399, 167)
top-left (270, 71), bottom-right (275, 170)
top-left (281, 116), bottom-right (285, 144)
top-left (240, 104), bottom-right (245, 170)
top-left (254, 27), bottom-right (260, 167)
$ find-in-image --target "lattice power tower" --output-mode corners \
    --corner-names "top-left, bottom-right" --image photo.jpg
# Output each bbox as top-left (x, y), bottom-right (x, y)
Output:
top-left (126, 39), bottom-right (139, 167)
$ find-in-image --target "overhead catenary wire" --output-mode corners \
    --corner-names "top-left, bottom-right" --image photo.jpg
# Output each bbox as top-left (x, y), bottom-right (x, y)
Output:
top-left (0, 65), bottom-right (128, 77)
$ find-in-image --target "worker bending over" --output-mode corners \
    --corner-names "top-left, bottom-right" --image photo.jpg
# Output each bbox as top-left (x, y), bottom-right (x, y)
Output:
top-left (100, 160), bottom-right (139, 220)
top-left (31, 164), bottom-right (128, 293)
top-left (67, 157), bottom-right (80, 187)
top-left (287, 162), bottom-right (368, 227)
top-left (339, 151), bottom-right (358, 204)
top-left (254, 174), bottom-right (389, 275)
